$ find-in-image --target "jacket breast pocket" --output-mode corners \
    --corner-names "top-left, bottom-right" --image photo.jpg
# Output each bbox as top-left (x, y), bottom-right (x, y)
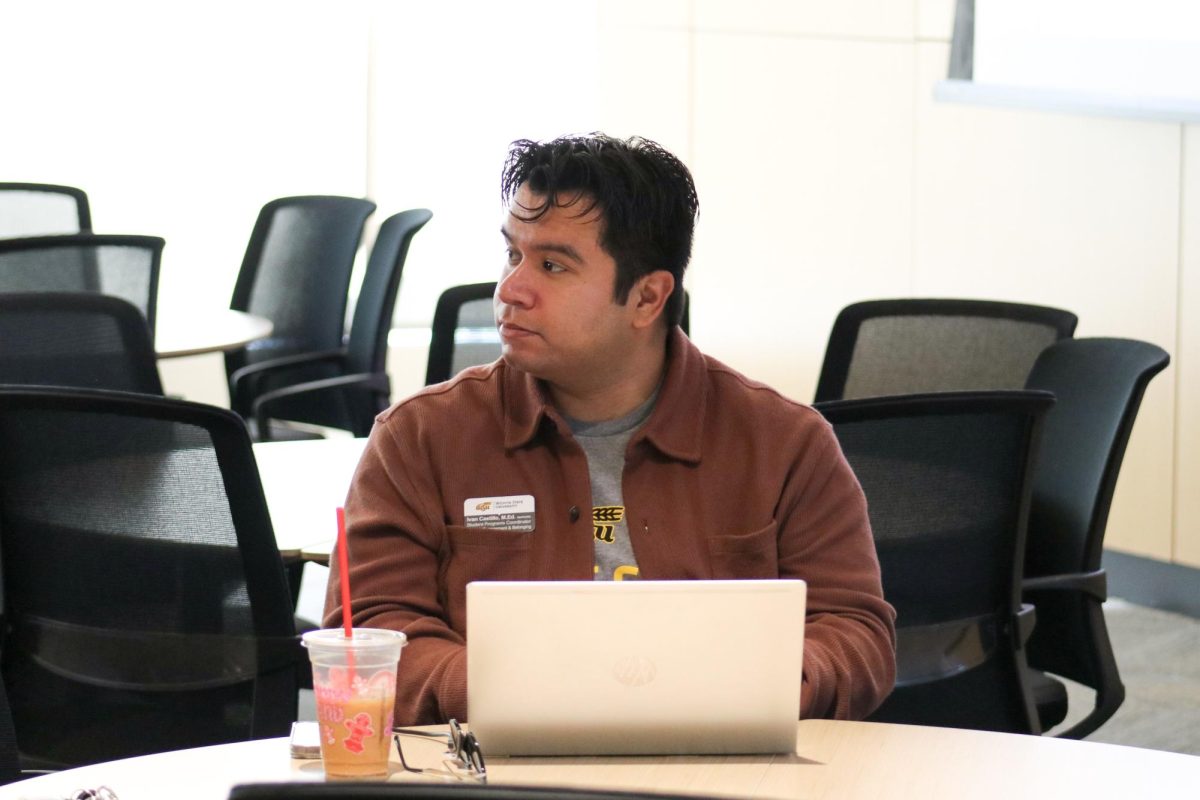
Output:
top-left (442, 525), bottom-right (532, 630)
top-left (706, 520), bottom-right (779, 579)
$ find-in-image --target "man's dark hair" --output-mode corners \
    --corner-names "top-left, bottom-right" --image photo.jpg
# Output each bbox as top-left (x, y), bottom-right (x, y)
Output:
top-left (500, 133), bottom-right (699, 327)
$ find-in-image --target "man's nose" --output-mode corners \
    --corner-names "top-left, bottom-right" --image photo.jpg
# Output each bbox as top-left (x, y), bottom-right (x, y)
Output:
top-left (497, 261), bottom-right (533, 309)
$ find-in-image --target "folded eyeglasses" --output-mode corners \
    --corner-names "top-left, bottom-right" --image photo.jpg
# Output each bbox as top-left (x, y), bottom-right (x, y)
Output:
top-left (61, 789), bottom-right (120, 800)
top-left (393, 718), bottom-right (487, 783)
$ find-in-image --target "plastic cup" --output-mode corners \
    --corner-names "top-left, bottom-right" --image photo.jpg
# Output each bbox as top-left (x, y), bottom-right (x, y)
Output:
top-left (302, 628), bottom-right (407, 779)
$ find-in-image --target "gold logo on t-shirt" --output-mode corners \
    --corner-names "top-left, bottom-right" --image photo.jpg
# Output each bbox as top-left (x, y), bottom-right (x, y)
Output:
top-left (593, 505), bottom-right (624, 544)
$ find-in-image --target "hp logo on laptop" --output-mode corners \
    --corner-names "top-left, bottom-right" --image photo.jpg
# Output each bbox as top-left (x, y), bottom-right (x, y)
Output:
top-left (611, 655), bottom-right (657, 687)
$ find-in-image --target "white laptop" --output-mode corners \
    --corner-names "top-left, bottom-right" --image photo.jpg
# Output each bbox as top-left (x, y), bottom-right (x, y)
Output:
top-left (466, 579), bottom-right (805, 756)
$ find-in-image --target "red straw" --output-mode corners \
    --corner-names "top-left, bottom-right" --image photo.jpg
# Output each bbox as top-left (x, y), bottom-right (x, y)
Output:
top-left (336, 506), bottom-right (353, 639)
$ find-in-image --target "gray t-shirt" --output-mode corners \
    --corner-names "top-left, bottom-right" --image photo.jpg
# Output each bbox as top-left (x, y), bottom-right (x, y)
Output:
top-left (565, 392), bottom-right (657, 581)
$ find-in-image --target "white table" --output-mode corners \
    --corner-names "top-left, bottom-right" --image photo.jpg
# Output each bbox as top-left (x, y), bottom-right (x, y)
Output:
top-left (2, 720), bottom-right (1197, 800)
top-left (252, 438), bottom-right (367, 562)
top-left (155, 309), bottom-right (274, 358)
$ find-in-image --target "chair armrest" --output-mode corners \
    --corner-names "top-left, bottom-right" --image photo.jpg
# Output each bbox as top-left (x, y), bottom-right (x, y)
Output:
top-left (252, 372), bottom-right (391, 441)
top-left (1021, 569), bottom-right (1107, 602)
top-left (229, 349), bottom-right (347, 415)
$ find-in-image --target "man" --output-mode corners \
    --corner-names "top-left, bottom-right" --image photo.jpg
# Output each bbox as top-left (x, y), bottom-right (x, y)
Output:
top-left (325, 133), bottom-right (896, 726)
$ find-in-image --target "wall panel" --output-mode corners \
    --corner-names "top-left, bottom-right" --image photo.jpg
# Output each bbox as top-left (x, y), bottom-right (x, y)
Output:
top-left (594, 28), bottom-right (693, 161)
top-left (694, 0), bottom-right (913, 40)
top-left (688, 32), bottom-right (914, 402)
top-left (1176, 124), bottom-right (1200, 567)
top-left (917, 0), bottom-right (956, 41)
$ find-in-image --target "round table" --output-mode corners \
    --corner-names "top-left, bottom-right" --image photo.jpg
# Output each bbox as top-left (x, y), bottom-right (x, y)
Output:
top-left (1, 719), bottom-right (1197, 800)
top-left (154, 309), bottom-right (274, 358)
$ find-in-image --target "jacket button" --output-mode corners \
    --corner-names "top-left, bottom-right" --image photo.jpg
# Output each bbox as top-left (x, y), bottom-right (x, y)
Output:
top-left (568, 505), bottom-right (580, 523)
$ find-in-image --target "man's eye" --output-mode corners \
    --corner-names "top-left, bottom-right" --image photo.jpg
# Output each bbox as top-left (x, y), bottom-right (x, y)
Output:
top-left (505, 248), bottom-right (520, 265)
top-left (543, 260), bottom-right (566, 273)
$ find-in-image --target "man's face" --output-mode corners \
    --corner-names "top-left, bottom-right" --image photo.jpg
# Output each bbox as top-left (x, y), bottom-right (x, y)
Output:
top-left (494, 185), bottom-right (641, 392)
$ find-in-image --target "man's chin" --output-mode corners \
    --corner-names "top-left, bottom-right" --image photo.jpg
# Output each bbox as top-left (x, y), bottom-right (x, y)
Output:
top-left (500, 348), bottom-right (554, 381)
top-left (500, 348), bottom-right (536, 373)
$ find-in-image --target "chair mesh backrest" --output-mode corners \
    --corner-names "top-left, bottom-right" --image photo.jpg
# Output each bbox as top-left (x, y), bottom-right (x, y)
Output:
top-left (425, 282), bottom-right (501, 385)
top-left (820, 392), bottom-right (1050, 624)
top-left (0, 389), bottom-right (297, 767)
top-left (345, 209), bottom-right (433, 375)
top-left (229, 196), bottom-right (375, 373)
top-left (0, 234), bottom-right (163, 333)
top-left (817, 391), bottom-right (1052, 733)
top-left (0, 183), bottom-right (91, 239)
top-left (815, 299), bottom-right (1078, 402)
top-left (0, 293), bottom-right (162, 394)
top-left (1023, 338), bottom-right (1170, 578)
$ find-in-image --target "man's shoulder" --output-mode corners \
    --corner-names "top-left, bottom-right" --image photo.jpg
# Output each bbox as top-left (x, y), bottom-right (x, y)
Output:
top-left (698, 350), bottom-right (822, 424)
top-left (684, 349), bottom-right (838, 468)
top-left (376, 361), bottom-right (506, 427)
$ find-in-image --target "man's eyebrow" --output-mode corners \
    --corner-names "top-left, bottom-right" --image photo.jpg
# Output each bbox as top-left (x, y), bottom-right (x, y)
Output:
top-left (499, 226), bottom-right (584, 263)
top-left (540, 241), bottom-right (583, 263)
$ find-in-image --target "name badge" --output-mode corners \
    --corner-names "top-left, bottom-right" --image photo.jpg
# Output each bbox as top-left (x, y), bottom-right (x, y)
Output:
top-left (464, 495), bottom-right (536, 532)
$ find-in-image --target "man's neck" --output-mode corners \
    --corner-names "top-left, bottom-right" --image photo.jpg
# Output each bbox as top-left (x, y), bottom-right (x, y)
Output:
top-left (548, 331), bottom-right (669, 424)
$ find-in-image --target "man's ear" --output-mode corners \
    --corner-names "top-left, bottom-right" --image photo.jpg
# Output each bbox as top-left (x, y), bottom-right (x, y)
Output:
top-left (630, 270), bottom-right (675, 330)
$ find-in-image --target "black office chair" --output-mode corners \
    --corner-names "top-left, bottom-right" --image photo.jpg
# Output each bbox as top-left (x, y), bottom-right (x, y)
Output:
top-left (232, 209), bottom-right (433, 439)
top-left (0, 182), bottom-right (91, 238)
top-left (814, 298), bottom-right (1078, 402)
top-left (226, 195), bottom-right (376, 415)
top-left (0, 388), bottom-right (303, 769)
top-left (425, 284), bottom-right (691, 385)
top-left (0, 233), bottom-right (164, 334)
top-left (229, 783), bottom-right (720, 800)
top-left (1021, 337), bottom-right (1170, 739)
top-left (816, 390), bottom-right (1054, 734)
top-left (0, 293), bottom-right (163, 394)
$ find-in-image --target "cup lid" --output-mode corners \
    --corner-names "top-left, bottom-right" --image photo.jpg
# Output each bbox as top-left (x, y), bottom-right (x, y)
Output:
top-left (301, 628), bottom-right (407, 649)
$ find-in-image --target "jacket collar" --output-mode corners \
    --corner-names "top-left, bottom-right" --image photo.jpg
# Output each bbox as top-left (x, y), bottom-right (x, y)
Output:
top-left (502, 363), bottom-right (554, 450)
top-left (501, 327), bottom-right (706, 464)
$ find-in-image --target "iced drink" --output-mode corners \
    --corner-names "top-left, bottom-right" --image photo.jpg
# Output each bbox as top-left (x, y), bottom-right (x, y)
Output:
top-left (302, 628), bottom-right (407, 779)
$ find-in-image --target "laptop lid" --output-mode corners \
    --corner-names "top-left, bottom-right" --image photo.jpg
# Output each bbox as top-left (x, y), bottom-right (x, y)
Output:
top-left (466, 579), bottom-right (805, 756)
